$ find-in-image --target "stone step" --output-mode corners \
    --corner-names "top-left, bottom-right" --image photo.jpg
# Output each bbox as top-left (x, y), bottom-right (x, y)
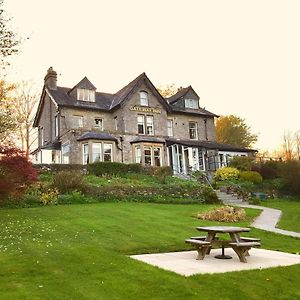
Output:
top-left (216, 190), bottom-right (248, 205)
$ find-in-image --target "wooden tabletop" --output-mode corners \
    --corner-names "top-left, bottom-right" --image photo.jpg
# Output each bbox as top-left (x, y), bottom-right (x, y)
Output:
top-left (196, 226), bottom-right (250, 233)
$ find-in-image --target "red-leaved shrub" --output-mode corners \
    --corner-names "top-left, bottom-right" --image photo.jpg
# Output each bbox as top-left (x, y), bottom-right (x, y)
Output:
top-left (0, 146), bottom-right (38, 200)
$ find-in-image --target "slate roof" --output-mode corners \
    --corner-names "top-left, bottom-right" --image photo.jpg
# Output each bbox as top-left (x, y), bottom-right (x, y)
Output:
top-left (77, 132), bottom-right (117, 142)
top-left (69, 76), bottom-right (97, 91)
top-left (47, 87), bottom-right (113, 110)
top-left (130, 137), bottom-right (166, 144)
top-left (35, 72), bottom-right (218, 127)
top-left (166, 138), bottom-right (256, 152)
top-left (166, 86), bottom-right (192, 104)
top-left (166, 85), bottom-right (217, 117)
top-left (170, 106), bottom-right (218, 117)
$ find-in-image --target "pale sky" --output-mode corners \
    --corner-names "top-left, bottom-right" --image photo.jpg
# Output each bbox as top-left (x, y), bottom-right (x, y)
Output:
top-left (4, 0), bottom-right (300, 152)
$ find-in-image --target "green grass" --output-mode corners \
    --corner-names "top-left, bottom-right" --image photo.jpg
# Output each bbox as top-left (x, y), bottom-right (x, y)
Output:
top-left (261, 199), bottom-right (300, 232)
top-left (0, 203), bottom-right (300, 300)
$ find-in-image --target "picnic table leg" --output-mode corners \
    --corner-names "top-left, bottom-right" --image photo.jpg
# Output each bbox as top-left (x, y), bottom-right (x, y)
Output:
top-left (205, 232), bottom-right (216, 255)
top-left (230, 246), bottom-right (249, 263)
top-left (195, 245), bottom-right (209, 260)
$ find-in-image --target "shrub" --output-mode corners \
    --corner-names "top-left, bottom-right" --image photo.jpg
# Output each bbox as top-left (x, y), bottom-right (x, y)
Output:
top-left (229, 156), bottom-right (255, 171)
top-left (34, 164), bottom-right (87, 173)
top-left (252, 161), bottom-right (281, 179)
top-left (0, 146), bottom-right (38, 200)
top-left (152, 166), bottom-right (172, 184)
top-left (40, 188), bottom-right (59, 205)
top-left (214, 167), bottom-right (239, 181)
top-left (52, 171), bottom-right (87, 193)
top-left (279, 160), bottom-right (300, 196)
top-left (58, 190), bottom-right (95, 204)
top-left (198, 206), bottom-right (246, 222)
top-left (84, 182), bottom-right (220, 204)
top-left (88, 162), bottom-right (128, 176)
top-left (127, 163), bottom-right (144, 173)
top-left (240, 171), bottom-right (263, 184)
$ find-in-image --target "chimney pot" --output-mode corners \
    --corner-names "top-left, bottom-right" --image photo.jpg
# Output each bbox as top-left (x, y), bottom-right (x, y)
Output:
top-left (44, 66), bottom-right (57, 90)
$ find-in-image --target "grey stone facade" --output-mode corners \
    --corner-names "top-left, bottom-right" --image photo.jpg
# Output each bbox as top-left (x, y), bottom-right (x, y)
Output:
top-left (33, 68), bottom-right (255, 172)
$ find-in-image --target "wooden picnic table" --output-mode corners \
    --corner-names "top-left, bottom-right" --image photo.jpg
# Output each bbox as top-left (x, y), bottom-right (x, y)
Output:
top-left (193, 226), bottom-right (260, 263)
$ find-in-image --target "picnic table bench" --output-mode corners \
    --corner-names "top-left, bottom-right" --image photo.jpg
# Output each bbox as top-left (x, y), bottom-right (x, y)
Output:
top-left (186, 226), bottom-right (261, 263)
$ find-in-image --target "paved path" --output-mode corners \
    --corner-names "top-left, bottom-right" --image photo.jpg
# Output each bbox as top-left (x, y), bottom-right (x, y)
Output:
top-left (216, 191), bottom-right (300, 238)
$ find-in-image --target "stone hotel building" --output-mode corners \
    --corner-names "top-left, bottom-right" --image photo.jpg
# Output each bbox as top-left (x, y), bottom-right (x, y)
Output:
top-left (33, 68), bottom-right (255, 174)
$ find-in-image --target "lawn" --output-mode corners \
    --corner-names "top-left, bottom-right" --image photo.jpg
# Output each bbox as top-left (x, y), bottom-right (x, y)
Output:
top-left (0, 203), bottom-right (300, 300)
top-left (261, 199), bottom-right (300, 232)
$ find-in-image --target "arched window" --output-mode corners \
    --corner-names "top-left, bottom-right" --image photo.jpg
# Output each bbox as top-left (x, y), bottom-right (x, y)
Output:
top-left (139, 91), bottom-right (149, 106)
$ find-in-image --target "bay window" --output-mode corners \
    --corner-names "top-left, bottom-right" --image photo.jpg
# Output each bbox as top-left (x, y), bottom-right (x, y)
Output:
top-left (134, 144), bottom-right (162, 167)
top-left (82, 143), bottom-right (89, 164)
top-left (92, 143), bottom-right (101, 162)
top-left (103, 144), bottom-right (112, 161)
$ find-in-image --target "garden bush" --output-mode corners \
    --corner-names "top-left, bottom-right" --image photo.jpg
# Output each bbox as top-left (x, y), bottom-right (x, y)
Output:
top-left (239, 171), bottom-right (263, 184)
top-left (0, 146), bottom-right (38, 200)
top-left (229, 156), bottom-right (255, 171)
top-left (198, 206), bottom-right (246, 222)
top-left (279, 160), bottom-right (300, 196)
top-left (88, 162), bottom-right (128, 176)
top-left (34, 164), bottom-right (87, 173)
top-left (150, 166), bottom-right (172, 184)
top-left (214, 167), bottom-right (239, 181)
top-left (252, 161), bottom-right (281, 179)
top-left (52, 171), bottom-right (88, 193)
top-left (84, 183), bottom-right (220, 204)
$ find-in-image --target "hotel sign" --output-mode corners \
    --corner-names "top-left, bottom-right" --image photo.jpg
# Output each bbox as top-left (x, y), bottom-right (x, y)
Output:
top-left (129, 105), bottom-right (161, 114)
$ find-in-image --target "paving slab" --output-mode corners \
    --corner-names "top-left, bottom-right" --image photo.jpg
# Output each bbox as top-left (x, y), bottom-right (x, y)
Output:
top-left (130, 248), bottom-right (300, 276)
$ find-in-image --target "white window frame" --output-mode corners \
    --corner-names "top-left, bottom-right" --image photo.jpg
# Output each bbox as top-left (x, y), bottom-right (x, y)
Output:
top-left (92, 142), bottom-right (102, 163)
top-left (139, 91), bottom-right (149, 106)
top-left (77, 89), bottom-right (95, 102)
top-left (185, 98), bottom-right (198, 109)
top-left (103, 143), bottom-right (113, 162)
top-left (135, 146), bottom-right (142, 164)
top-left (82, 143), bottom-right (89, 164)
top-left (189, 122), bottom-right (198, 140)
top-left (167, 119), bottom-right (173, 136)
top-left (137, 115), bottom-right (145, 134)
top-left (135, 144), bottom-right (162, 166)
top-left (146, 115), bottom-right (154, 135)
top-left (138, 114), bottom-right (154, 135)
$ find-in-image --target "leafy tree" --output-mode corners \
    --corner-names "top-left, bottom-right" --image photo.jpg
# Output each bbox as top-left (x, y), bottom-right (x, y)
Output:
top-left (216, 115), bottom-right (257, 148)
top-left (157, 84), bottom-right (182, 98)
top-left (0, 0), bottom-right (20, 66)
top-left (11, 81), bottom-right (39, 158)
top-left (0, 79), bottom-right (16, 144)
top-left (0, 0), bottom-right (21, 144)
top-left (0, 146), bottom-right (38, 200)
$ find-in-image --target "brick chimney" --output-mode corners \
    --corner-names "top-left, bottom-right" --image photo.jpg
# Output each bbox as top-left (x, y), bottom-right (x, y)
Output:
top-left (44, 67), bottom-right (57, 90)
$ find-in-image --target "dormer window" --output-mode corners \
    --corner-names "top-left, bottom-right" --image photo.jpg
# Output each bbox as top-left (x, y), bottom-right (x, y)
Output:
top-left (77, 89), bottom-right (95, 102)
top-left (185, 98), bottom-right (198, 109)
top-left (139, 91), bottom-right (149, 106)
